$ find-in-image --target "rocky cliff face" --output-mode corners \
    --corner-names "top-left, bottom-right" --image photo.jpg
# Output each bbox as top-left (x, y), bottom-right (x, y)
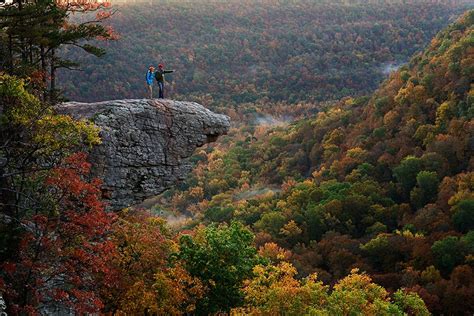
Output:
top-left (58, 99), bottom-right (230, 210)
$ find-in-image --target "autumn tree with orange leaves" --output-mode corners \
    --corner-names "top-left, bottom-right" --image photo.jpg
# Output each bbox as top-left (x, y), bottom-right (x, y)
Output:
top-left (0, 74), bottom-right (115, 314)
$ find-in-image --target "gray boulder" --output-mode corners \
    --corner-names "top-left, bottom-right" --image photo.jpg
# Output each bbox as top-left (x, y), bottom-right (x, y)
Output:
top-left (58, 99), bottom-right (230, 210)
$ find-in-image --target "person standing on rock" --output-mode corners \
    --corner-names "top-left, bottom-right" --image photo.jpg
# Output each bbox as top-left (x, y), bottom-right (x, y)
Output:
top-left (155, 63), bottom-right (174, 99)
top-left (145, 65), bottom-right (155, 98)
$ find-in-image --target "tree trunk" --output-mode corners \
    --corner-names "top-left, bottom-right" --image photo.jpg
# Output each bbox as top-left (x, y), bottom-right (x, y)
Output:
top-left (29, 42), bottom-right (33, 65)
top-left (40, 45), bottom-right (47, 101)
top-left (17, 0), bottom-right (27, 66)
top-left (50, 48), bottom-right (56, 104)
top-left (8, 34), bottom-right (13, 73)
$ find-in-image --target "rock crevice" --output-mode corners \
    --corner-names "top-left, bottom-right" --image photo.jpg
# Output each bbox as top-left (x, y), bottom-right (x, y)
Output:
top-left (58, 99), bottom-right (230, 210)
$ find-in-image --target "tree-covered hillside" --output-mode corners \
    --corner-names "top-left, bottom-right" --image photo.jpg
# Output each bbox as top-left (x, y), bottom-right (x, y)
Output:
top-left (59, 0), bottom-right (472, 107)
top-left (0, 76), bottom-right (431, 314)
top-left (158, 10), bottom-right (474, 315)
top-left (2, 0), bottom-right (473, 313)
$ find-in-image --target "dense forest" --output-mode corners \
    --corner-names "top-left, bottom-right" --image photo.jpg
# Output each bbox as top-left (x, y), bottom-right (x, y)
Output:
top-left (59, 0), bottom-right (472, 108)
top-left (158, 9), bottom-right (474, 315)
top-left (1, 0), bottom-right (473, 314)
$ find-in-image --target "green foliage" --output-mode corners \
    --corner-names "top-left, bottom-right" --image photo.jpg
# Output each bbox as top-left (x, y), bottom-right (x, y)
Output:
top-left (393, 156), bottom-right (423, 194)
top-left (435, 101), bottom-right (455, 131)
top-left (204, 205), bottom-right (235, 223)
top-left (372, 126), bottom-right (387, 138)
top-left (0, 74), bottom-right (100, 151)
top-left (176, 222), bottom-right (262, 315)
top-left (374, 96), bottom-right (390, 116)
top-left (400, 71), bottom-right (411, 82)
top-left (421, 73), bottom-right (435, 92)
top-left (361, 235), bottom-right (390, 255)
top-left (410, 171), bottom-right (439, 208)
top-left (392, 289), bottom-right (431, 316)
top-left (416, 171), bottom-right (439, 195)
top-left (254, 211), bottom-right (287, 237)
top-left (0, 74), bottom-right (101, 263)
top-left (360, 235), bottom-right (393, 269)
top-left (461, 230), bottom-right (474, 253)
top-left (452, 199), bottom-right (474, 233)
top-left (431, 236), bottom-right (466, 275)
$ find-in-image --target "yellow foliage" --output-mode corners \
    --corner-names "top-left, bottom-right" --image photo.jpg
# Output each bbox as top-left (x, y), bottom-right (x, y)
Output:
top-left (395, 81), bottom-right (428, 107)
top-left (236, 262), bottom-right (328, 315)
top-left (189, 186), bottom-right (204, 200)
top-left (421, 265), bottom-right (442, 284)
top-left (383, 110), bottom-right (400, 127)
top-left (258, 242), bottom-right (292, 263)
top-left (280, 220), bottom-right (302, 238)
top-left (234, 262), bottom-right (430, 315)
top-left (1, 74), bottom-right (100, 153)
top-left (435, 101), bottom-right (454, 128)
top-left (153, 266), bottom-right (205, 314)
top-left (394, 229), bottom-right (425, 239)
top-left (208, 157), bottom-right (224, 171)
top-left (346, 147), bottom-right (368, 161)
top-left (447, 172), bottom-right (474, 206)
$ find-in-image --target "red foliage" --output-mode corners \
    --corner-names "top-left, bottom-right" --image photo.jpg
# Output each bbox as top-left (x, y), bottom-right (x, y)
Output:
top-left (1, 153), bottom-right (118, 314)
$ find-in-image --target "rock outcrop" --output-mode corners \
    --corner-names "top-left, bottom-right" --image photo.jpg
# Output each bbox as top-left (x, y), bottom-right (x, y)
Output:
top-left (57, 99), bottom-right (230, 210)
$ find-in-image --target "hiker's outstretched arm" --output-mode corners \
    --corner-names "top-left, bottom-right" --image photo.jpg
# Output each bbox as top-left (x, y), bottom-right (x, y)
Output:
top-left (164, 70), bottom-right (174, 74)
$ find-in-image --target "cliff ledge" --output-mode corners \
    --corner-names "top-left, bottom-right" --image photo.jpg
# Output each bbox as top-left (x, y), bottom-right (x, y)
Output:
top-left (58, 99), bottom-right (230, 210)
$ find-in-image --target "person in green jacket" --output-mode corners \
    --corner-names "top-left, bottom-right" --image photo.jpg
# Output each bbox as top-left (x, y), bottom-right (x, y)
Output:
top-left (155, 63), bottom-right (174, 99)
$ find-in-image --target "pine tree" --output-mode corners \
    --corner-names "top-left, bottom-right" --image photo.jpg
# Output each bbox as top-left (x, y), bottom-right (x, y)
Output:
top-left (0, 0), bottom-right (113, 102)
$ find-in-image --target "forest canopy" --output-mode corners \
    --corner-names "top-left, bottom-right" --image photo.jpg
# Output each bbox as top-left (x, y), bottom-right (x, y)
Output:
top-left (157, 9), bottom-right (474, 315)
top-left (59, 0), bottom-right (472, 108)
top-left (1, 0), bottom-right (473, 314)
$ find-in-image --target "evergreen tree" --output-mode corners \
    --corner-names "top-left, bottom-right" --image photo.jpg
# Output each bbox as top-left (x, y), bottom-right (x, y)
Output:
top-left (0, 0), bottom-right (113, 102)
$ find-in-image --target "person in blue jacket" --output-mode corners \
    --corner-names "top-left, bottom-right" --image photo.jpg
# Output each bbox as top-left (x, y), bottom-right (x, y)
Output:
top-left (145, 66), bottom-right (155, 98)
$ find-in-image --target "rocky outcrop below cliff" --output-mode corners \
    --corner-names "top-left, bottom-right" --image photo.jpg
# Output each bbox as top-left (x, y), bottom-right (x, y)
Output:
top-left (57, 99), bottom-right (230, 210)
